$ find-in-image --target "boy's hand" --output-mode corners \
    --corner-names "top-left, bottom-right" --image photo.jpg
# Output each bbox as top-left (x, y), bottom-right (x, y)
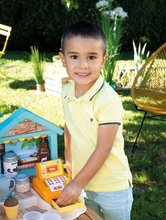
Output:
top-left (66, 165), bottom-right (72, 177)
top-left (56, 181), bottom-right (82, 206)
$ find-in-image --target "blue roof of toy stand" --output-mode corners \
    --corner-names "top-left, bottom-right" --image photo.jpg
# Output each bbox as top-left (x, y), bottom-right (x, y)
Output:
top-left (0, 107), bottom-right (63, 138)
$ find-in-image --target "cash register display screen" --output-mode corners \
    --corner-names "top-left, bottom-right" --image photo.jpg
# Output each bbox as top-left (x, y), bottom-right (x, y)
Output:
top-left (39, 159), bottom-right (64, 179)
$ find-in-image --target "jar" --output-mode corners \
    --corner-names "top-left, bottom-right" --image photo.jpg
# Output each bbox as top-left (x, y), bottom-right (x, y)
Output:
top-left (0, 153), bottom-right (2, 174)
top-left (3, 152), bottom-right (18, 177)
top-left (15, 174), bottom-right (30, 193)
top-left (38, 138), bottom-right (49, 162)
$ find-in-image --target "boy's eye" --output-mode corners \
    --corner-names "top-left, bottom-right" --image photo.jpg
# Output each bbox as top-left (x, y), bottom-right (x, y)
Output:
top-left (70, 55), bottom-right (78, 59)
top-left (88, 56), bottom-right (97, 60)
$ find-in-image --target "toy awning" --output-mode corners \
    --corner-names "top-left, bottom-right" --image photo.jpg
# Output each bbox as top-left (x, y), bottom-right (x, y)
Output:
top-left (0, 108), bottom-right (63, 144)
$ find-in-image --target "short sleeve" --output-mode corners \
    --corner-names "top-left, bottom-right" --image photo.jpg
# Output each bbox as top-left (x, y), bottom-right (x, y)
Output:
top-left (94, 89), bottom-right (123, 125)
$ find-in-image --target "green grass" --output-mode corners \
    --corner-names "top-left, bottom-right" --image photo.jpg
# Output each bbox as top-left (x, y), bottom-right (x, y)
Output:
top-left (0, 52), bottom-right (166, 219)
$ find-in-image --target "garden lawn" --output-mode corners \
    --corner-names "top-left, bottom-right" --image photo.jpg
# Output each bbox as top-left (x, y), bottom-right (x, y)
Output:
top-left (0, 52), bottom-right (166, 220)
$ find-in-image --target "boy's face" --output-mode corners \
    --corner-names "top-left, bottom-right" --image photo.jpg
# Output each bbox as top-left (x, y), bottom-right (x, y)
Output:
top-left (61, 36), bottom-right (106, 91)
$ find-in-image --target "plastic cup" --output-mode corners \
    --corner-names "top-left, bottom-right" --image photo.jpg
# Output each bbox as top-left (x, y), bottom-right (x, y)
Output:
top-left (23, 211), bottom-right (42, 220)
top-left (42, 211), bottom-right (61, 220)
top-left (0, 174), bottom-right (15, 197)
top-left (4, 204), bottom-right (19, 219)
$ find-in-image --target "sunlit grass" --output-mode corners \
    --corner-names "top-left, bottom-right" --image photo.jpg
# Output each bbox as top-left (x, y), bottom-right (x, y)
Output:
top-left (134, 171), bottom-right (149, 183)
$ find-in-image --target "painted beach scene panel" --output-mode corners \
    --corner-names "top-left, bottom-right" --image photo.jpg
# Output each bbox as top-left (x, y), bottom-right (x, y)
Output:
top-left (5, 138), bottom-right (40, 170)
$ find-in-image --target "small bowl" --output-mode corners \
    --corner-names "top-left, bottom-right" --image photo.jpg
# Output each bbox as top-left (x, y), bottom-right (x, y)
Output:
top-left (42, 211), bottom-right (61, 220)
top-left (23, 211), bottom-right (42, 220)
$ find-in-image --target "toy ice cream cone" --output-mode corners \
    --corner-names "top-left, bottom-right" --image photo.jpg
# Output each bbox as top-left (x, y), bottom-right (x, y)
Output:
top-left (4, 197), bottom-right (19, 219)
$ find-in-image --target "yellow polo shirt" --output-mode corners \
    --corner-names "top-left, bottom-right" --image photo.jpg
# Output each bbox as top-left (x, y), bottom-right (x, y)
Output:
top-left (61, 76), bottom-right (132, 192)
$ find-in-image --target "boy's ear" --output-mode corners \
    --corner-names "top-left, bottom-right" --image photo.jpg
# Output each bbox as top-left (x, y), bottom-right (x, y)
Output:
top-left (102, 54), bottom-right (107, 66)
top-left (60, 53), bottom-right (66, 67)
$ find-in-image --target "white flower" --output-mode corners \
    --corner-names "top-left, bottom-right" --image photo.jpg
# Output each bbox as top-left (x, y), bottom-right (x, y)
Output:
top-left (101, 10), bottom-right (110, 16)
top-left (114, 7), bottom-right (128, 19)
top-left (109, 10), bottom-right (116, 19)
top-left (96, 0), bottom-right (109, 9)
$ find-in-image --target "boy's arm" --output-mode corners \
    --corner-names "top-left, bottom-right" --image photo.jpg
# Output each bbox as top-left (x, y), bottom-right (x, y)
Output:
top-left (64, 123), bottom-right (72, 176)
top-left (57, 123), bottom-right (119, 205)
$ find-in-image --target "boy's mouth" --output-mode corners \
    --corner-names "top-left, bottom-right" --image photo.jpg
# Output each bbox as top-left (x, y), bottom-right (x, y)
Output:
top-left (76, 72), bottom-right (90, 77)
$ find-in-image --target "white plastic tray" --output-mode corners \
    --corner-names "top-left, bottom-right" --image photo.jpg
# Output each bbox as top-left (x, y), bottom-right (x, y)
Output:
top-left (0, 188), bottom-right (86, 220)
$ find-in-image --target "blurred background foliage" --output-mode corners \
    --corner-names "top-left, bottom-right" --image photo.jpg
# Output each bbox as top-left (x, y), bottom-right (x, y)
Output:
top-left (0, 0), bottom-right (165, 53)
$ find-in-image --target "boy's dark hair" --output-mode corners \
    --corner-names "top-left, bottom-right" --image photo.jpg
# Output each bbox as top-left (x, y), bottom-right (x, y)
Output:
top-left (61, 21), bottom-right (106, 54)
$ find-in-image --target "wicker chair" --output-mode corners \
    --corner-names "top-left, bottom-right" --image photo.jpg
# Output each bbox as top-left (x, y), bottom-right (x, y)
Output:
top-left (131, 42), bottom-right (166, 151)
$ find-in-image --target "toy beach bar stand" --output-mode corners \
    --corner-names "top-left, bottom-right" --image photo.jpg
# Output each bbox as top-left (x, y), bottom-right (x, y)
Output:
top-left (32, 158), bottom-right (84, 213)
top-left (0, 107), bottom-right (63, 176)
top-left (0, 108), bottom-right (84, 215)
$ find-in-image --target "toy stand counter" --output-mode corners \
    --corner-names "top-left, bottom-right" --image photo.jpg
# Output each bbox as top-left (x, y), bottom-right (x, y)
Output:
top-left (0, 188), bottom-right (103, 220)
top-left (0, 108), bottom-right (103, 219)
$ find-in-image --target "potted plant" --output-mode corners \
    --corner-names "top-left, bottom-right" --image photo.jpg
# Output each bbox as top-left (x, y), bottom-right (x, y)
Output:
top-left (30, 46), bottom-right (46, 92)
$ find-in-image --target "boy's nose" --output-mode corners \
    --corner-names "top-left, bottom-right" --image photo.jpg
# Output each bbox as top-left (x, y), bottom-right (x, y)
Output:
top-left (79, 59), bottom-right (88, 69)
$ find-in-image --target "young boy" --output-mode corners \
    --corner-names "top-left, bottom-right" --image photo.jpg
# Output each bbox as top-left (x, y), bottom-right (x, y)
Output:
top-left (56, 21), bottom-right (133, 220)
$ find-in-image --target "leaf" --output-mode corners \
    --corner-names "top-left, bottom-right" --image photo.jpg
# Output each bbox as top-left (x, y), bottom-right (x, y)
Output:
top-left (21, 139), bottom-right (39, 149)
top-left (141, 43), bottom-right (147, 56)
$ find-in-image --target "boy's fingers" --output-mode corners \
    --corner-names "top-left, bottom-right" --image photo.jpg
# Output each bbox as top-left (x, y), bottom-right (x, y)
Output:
top-left (56, 195), bottom-right (73, 206)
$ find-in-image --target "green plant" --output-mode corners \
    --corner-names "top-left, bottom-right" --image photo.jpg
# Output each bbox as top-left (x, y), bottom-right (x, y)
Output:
top-left (30, 46), bottom-right (45, 85)
top-left (96, 0), bottom-right (128, 84)
top-left (21, 138), bottom-right (40, 150)
top-left (133, 40), bottom-right (150, 73)
top-left (61, 0), bottom-right (78, 11)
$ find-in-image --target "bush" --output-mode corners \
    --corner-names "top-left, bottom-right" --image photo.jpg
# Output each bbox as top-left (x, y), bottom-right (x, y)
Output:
top-left (0, 0), bottom-right (165, 52)
top-left (117, 0), bottom-right (166, 51)
top-left (0, 0), bottom-right (97, 52)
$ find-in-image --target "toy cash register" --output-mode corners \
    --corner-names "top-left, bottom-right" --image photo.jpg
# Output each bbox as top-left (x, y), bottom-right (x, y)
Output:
top-left (32, 159), bottom-right (83, 213)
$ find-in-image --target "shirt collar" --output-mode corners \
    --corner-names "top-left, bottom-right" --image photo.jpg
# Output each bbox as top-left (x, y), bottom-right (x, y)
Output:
top-left (64, 75), bottom-right (105, 101)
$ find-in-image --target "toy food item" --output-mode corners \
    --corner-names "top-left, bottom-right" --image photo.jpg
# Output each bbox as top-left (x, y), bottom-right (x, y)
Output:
top-left (4, 197), bottom-right (18, 206)
top-left (15, 174), bottom-right (30, 193)
top-left (3, 152), bottom-right (18, 177)
top-left (4, 197), bottom-right (19, 219)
